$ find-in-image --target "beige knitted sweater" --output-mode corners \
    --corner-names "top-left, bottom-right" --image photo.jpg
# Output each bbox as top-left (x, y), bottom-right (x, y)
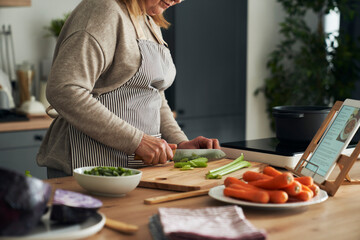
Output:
top-left (37, 0), bottom-right (188, 175)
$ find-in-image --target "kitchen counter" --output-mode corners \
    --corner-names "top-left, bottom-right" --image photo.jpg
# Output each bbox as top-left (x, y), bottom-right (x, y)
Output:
top-left (44, 160), bottom-right (360, 240)
top-left (0, 116), bottom-right (53, 133)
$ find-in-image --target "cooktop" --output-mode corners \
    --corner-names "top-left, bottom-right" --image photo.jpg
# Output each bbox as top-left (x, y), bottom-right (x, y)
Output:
top-left (221, 138), bottom-right (357, 169)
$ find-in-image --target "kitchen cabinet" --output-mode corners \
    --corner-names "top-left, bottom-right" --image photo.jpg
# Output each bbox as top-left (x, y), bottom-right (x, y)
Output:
top-left (0, 0), bottom-right (31, 6)
top-left (0, 129), bottom-right (47, 179)
top-left (163, 0), bottom-right (247, 143)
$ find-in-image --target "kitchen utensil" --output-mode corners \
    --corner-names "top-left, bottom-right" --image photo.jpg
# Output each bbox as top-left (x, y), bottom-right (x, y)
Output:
top-left (105, 217), bottom-right (138, 234)
top-left (1, 25), bottom-right (16, 82)
top-left (135, 148), bottom-right (226, 162)
top-left (73, 167), bottom-right (142, 197)
top-left (19, 96), bottom-right (46, 115)
top-left (273, 106), bottom-right (331, 143)
top-left (0, 31), bottom-right (6, 73)
top-left (138, 159), bottom-right (265, 191)
top-left (144, 189), bottom-right (209, 205)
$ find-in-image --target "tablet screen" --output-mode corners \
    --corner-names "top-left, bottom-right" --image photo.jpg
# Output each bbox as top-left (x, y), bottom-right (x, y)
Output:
top-left (305, 105), bottom-right (360, 176)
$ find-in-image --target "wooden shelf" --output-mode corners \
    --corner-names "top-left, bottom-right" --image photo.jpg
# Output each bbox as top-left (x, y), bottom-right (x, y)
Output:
top-left (0, 0), bottom-right (31, 7)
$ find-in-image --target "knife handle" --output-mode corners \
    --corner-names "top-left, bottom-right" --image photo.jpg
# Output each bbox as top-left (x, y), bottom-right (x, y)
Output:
top-left (105, 217), bottom-right (139, 234)
top-left (144, 189), bottom-right (209, 205)
top-left (134, 147), bottom-right (177, 160)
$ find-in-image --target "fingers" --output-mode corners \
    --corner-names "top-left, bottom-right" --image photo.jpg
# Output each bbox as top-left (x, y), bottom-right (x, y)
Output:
top-left (134, 135), bottom-right (174, 165)
top-left (177, 136), bottom-right (221, 149)
top-left (212, 138), bottom-right (221, 149)
top-left (202, 137), bottom-right (219, 149)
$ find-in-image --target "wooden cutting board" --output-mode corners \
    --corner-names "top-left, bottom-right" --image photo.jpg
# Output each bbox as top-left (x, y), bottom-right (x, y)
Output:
top-left (138, 159), bottom-right (266, 192)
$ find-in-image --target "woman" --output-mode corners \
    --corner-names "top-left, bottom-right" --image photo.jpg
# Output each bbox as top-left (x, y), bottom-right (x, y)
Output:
top-left (37, 0), bottom-right (220, 179)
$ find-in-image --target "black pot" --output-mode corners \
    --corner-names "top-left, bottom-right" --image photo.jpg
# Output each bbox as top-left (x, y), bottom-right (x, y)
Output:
top-left (272, 106), bottom-right (332, 143)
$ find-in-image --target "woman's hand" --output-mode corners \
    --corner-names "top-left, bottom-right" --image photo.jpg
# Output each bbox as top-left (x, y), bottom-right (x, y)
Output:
top-left (135, 134), bottom-right (175, 165)
top-left (177, 136), bottom-right (221, 149)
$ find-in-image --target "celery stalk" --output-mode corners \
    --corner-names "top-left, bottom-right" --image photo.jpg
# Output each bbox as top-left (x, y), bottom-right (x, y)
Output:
top-left (205, 154), bottom-right (250, 179)
top-left (208, 154), bottom-right (244, 174)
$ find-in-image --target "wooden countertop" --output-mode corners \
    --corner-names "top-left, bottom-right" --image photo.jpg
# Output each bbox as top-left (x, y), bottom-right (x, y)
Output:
top-left (44, 160), bottom-right (360, 240)
top-left (0, 116), bottom-right (53, 133)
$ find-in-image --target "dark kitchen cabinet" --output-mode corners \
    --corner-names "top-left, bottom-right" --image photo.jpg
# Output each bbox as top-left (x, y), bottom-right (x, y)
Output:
top-left (163, 0), bottom-right (247, 143)
top-left (0, 129), bottom-right (47, 179)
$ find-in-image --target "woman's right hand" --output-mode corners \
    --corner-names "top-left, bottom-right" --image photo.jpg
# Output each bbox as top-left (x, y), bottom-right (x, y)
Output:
top-left (134, 134), bottom-right (175, 165)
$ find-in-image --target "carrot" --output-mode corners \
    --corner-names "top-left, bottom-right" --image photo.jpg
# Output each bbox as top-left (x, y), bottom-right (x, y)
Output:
top-left (224, 187), bottom-right (270, 203)
top-left (224, 177), bottom-right (246, 187)
top-left (263, 166), bottom-right (282, 177)
top-left (294, 190), bottom-right (313, 201)
top-left (242, 171), bottom-right (272, 182)
top-left (292, 184), bottom-right (314, 201)
top-left (300, 184), bottom-right (314, 198)
top-left (281, 180), bottom-right (302, 196)
top-left (249, 172), bottom-right (294, 190)
top-left (308, 184), bottom-right (320, 197)
top-left (295, 176), bottom-right (314, 186)
top-left (228, 183), bottom-right (288, 204)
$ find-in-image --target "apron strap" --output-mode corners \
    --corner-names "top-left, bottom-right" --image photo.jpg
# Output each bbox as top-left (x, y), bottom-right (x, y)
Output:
top-left (128, 11), bottom-right (147, 40)
top-left (145, 15), bottom-right (168, 47)
top-left (125, 3), bottom-right (167, 45)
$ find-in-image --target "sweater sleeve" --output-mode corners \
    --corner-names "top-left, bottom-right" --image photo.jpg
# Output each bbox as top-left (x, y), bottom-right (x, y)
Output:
top-left (159, 91), bottom-right (188, 144)
top-left (47, 30), bottom-right (143, 154)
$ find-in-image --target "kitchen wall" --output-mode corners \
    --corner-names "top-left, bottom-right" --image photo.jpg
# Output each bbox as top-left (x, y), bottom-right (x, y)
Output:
top-left (0, 0), bottom-right (81, 102)
top-left (0, 0), bottom-right (284, 141)
top-left (246, 0), bottom-right (284, 140)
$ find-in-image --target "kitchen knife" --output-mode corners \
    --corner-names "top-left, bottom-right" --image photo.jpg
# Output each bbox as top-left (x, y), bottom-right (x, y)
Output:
top-left (172, 149), bottom-right (226, 162)
top-left (134, 148), bottom-right (226, 162)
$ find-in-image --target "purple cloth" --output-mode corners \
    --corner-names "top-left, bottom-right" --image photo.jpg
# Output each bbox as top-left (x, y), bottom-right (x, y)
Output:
top-left (158, 206), bottom-right (267, 240)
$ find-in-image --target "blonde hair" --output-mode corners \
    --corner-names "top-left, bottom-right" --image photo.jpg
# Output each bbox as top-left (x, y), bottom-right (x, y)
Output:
top-left (121, 0), bottom-right (170, 29)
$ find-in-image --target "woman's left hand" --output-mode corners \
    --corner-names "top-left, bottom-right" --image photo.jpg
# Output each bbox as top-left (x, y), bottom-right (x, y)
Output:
top-left (177, 136), bottom-right (221, 149)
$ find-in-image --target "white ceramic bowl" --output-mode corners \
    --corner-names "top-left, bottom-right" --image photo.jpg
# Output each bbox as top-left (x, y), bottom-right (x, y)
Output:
top-left (73, 166), bottom-right (142, 197)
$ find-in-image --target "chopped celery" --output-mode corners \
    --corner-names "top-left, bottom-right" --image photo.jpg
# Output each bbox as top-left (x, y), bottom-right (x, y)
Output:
top-left (180, 165), bottom-right (194, 170)
top-left (174, 162), bottom-right (191, 168)
top-left (174, 157), bottom-right (208, 169)
top-left (205, 154), bottom-right (250, 179)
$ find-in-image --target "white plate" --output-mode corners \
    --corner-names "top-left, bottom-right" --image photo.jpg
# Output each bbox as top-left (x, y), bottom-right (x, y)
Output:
top-left (1, 212), bottom-right (105, 240)
top-left (208, 185), bottom-right (328, 209)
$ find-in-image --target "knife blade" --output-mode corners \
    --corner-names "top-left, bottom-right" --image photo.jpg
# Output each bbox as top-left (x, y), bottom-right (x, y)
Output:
top-left (172, 149), bottom-right (226, 162)
top-left (134, 149), bottom-right (226, 162)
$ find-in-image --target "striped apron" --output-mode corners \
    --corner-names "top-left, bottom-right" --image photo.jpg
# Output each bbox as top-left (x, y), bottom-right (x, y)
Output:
top-left (68, 12), bottom-right (175, 170)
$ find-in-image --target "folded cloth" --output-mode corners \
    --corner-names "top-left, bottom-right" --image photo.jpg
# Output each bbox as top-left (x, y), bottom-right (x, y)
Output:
top-left (157, 205), bottom-right (267, 240)
top-left (149, 214), bottom-right (170, 240)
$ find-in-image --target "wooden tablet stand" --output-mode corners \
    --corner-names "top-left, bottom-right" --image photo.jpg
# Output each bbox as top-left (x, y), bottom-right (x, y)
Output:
top-left (286, 101), bottom-right (360, 196)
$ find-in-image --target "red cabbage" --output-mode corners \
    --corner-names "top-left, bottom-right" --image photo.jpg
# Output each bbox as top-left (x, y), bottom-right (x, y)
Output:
top-left (0, 167), bottom-right (51, 236)
top-left (50, 189), bottom-right (103, 224)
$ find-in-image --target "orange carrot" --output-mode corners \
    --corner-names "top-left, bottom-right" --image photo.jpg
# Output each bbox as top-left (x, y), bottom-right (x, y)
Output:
top-left (293, 184), bottom-right (314, 201)
top-left (308, 184), bottom-right (320, 197)
top-left (295, 176), bottom-right (314, 186)
top-left (300, 184), bottom-right (314, 198)
top-left (224, 187), bottom-right (270, 203)
top-left (281, 180), bottom-right (302, 196)
top-left (242, 171), bottom-right (272, 182)
top-left (224, 177), bottom-right (246, 187)
top-left (249, 172), bottom-right (294, 190)
top-left (263, 166), bottom-right (282, 177)
top-left (294, 190), bottom-right (313, 201)
top-left (228, 183), bottom-right (288, 204)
